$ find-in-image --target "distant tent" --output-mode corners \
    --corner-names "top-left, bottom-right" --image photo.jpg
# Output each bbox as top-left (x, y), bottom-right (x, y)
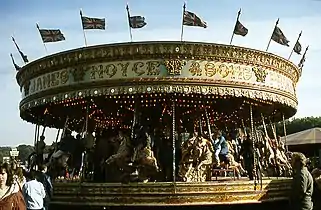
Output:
top-left (281, 127), bottom-right (321, 146)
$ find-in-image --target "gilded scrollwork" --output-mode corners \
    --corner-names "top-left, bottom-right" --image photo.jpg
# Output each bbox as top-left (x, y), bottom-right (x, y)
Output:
top-left (24, 80), bottom-right (31, 96)
top-left (164, 59), bottom-right (186, 76)
top-left (71, 66), bottom-right (87, 82)
top-left (16, 42), bottom-right (300, 87)
top-left (252, 66), bottom-right (268, 83)
top-left (51, 179), bottom-right (291, 206)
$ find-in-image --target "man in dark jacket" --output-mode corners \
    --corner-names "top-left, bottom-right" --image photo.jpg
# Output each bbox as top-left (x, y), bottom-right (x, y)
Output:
top-left (36, 165), bottom-right (53, 210)
top-left (290, 152), bottom-right (313, 210)
top-left (240, 134), bottom-right (254, 180)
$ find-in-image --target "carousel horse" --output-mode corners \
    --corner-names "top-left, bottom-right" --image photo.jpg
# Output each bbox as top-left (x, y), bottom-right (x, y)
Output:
top-left (178, 135), bottom-right (213, 182)
top-left (103, 130), bottom-right (135, 182)
top-left (48, 134), bottom-right (85, 178)
top-left (92, 132), bottom-right (119, 182)
top-left (132, 126), bottom-right (159, 182)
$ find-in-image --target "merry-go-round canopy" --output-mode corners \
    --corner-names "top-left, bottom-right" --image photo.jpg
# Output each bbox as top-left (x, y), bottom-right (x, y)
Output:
top-left (282, 127), bottom-right (321, 146)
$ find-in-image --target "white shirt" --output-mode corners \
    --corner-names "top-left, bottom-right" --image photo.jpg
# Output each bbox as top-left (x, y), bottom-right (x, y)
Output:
top-left (22, 179), bottom-right (46, 209)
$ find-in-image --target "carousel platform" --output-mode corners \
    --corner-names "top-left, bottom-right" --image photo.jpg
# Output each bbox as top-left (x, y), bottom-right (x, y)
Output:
top-left (50, 177), bottom-right (291, 208)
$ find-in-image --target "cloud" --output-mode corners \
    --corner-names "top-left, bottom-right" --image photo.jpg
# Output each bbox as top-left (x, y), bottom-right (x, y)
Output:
top-left (0, 2), bottom-right (321, 146)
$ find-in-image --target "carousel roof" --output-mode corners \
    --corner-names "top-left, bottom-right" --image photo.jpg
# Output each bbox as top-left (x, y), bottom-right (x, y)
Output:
top-left (282, 127), bottom-right (321, 145)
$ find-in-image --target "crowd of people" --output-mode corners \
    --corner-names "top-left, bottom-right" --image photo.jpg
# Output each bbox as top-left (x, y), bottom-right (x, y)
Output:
top-left (0, 161), bottom-right (52, 210)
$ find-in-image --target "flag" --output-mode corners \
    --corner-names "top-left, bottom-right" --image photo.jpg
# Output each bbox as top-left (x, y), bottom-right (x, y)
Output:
top-left (293, 40), bottom-right (302, 55)
top-left (233, 20), bottom-right (248, 36)
top-left (298, 46), bottom-right (309, 68)
top-left (10, 53), bottom-right (21, 71)
top-left (11, 37), bottom-right (28, 63)
top-left (126, 4), bottom-right (147, 29)
top-left (183, 11), bottom-right (207, 28)
top-left (80, 11), bottom-right (106, 30)
top-left (37, 24), bottom-right (65, 43)
top-left (298, 55), bottom-right (305, 68)
top-left (129, 16), bottom-right (147, 28)
top-left (271, 26), bottom-right (289, 46)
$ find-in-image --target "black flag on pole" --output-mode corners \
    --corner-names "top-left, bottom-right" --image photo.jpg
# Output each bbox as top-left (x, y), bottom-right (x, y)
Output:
top-left (271, 26), bottom-right (290, 46)
top-left (294, 40), bottom-right (302, 55)
top-left (233, 20), bottom-right (248, 36)
top-left (10, 53), bottom-right (21, 71)
top-left (11, 37), bottom-right (28, 63)
top-left (298, 46), bottom-right (309, 68)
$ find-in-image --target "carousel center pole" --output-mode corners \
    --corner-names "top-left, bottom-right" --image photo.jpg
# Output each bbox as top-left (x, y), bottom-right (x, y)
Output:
top-left (80, 103), bottom-right (90, 181)
top-left (249, 104), bottom-right (257, 190)
top-left (282, 114), bottom-right (288, 152)
top-left (204, 108), bottom-right (212, 139)
top-left (172, 98), bottom-right (176, 190)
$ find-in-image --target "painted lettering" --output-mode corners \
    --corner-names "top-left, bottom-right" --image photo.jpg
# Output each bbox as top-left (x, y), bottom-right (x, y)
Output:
top-left (219, 64), bottom-right (229, 78)
top-left (132, 62), bottom-right (145, 76)
top-left (204, 62), bottom-right (216, 77)
top-left (118, 62), bottom-right (130, 77)
top-left (105, 64), bottom-right (117, 78)
top-left (146, 61), bottom-right (160, 76)
top-left (189, 61), bottom-right (202, 76)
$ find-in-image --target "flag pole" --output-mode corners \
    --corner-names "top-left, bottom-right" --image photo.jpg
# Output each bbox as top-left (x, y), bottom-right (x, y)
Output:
top-left (299, 45), bottom-right (309, 67)
top-left (80, 9), bottom-right (88, 47)
top-left (180, 2), bottom-right (186, 42)
top-left (36, 23), bottom-right (48, 54)
top-left (266, 18), bottom-right (279, 52)
top-left (11, 36), bottom-right (28, 64)
top-left (126, 3), bottom-right (133, 42)
top-left (10, 53), bottom-right (21, 71)
top-left (230, 8), bottom-right (241, 45)
top-left (288, 31), bottom-right (302, 60)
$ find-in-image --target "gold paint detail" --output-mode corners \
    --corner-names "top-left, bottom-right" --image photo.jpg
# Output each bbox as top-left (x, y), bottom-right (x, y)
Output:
top-left (71, 66), bottom-right (87, 82)
top-left (252, 66), bottom-right (268, 83)
top-left (50, 179), bottom-right (292, 206)
top-left (164, 59), bottom-right (186, 76)
top-left (16, 42), bottom-right (300, 88)
top-left (19, 84), bottom-right (298, 113)
top-left (21, 60), bottom-right (295, 98)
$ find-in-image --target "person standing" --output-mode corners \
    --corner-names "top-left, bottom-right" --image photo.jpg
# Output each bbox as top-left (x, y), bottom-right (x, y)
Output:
top-left (0, 163), bottom-right (26, 210)
top-left (36, 165), bottom-right (52, 210)
top-left (22, 170), bottom-right (46, 210)
top-left (311, 167), bottom-right (321, 210)
top-left (290, 152), bottom-right (313, 210)
top-left (240, 134), bottom-right (254, 180)
top-left (36, 136), bottom-right (46, 167)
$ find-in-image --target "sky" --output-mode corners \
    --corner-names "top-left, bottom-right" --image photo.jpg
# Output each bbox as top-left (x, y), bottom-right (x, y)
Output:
top-left (0, 0), bottom-right (321, 146)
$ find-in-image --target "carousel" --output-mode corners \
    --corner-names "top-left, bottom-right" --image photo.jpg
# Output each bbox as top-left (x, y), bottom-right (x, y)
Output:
top-left (15, 41), bottom-right (299, 208)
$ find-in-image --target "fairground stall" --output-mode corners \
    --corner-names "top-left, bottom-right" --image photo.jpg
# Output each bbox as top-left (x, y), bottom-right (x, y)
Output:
top-left (15, 41), bottom-right (299, 208)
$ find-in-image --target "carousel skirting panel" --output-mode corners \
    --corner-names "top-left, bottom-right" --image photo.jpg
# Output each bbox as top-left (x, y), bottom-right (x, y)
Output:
top-left (50, 178), bottom-right (291, 207)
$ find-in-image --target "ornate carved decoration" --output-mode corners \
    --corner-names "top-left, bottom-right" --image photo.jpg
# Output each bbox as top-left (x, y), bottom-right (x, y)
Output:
top-left (16, 42), bottom-right (301, 87)
top-left (164, 59), bottom-right (186, 76)
top-left (50, 179), bottom-right (292, 206)
top-left (71, 66), bottom-right (87, 82)
top-left (252, 67), bottom-right (268, 83)
top-left (24, 80), bottom-right (31, 96)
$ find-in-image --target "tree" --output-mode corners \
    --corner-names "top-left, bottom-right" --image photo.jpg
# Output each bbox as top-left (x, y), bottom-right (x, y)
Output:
top-left (17, 145), bottom-right (34, 163)
top-left (267, 116), bottom-right (321, 137)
